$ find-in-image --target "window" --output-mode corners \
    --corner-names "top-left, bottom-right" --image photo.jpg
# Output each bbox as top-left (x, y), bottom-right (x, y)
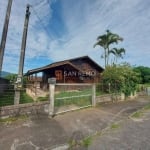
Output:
top-left (55, 70), bottom-right (63, 80)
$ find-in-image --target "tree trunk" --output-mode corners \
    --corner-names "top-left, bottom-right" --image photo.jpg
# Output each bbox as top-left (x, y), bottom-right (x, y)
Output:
top-left (107, 47), bottom-right (110, 66)
top-left (104, 48), bottom-right (107, 68)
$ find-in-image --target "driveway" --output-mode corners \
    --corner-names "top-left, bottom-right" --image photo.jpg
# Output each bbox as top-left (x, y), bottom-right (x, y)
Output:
top-left (0, 96), bottom-right (150, 150)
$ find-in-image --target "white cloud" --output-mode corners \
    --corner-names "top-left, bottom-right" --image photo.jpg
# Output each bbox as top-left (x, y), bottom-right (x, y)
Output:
top-left (0, 0), bottom-right (54, 72)
top-left (0, 0), bottom-right (150, 73)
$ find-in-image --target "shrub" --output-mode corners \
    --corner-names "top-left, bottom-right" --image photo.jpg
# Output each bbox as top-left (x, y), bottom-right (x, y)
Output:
top-left (101, 64), bottom-right (141, 96)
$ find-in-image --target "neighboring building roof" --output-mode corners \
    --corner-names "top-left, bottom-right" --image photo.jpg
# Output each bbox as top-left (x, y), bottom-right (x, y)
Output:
top-left (25, 56), bottom-right (104, 75)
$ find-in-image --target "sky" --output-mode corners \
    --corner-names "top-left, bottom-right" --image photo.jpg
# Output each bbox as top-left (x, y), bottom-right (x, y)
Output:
top-left (0, 0), bottom-right (150, 73)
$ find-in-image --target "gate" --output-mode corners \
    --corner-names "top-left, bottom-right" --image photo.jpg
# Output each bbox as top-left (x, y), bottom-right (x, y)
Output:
top-left (54, 83), bottom-right (94, 114)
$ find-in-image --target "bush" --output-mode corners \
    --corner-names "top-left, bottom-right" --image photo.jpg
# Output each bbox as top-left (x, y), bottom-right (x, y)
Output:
top-left (101, 64), bottom-right (141, 96)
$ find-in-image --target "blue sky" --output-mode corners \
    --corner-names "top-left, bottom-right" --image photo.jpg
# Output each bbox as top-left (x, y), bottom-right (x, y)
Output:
top-left (0, 0), bottom-right (150, 73)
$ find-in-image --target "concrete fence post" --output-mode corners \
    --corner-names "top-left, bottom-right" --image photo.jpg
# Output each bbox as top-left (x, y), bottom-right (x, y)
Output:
top-left (121, 92), bottom-right (125, 101)
top-left (92, 84), bottom-right (96, 106)
top-left (49, 84), bottom-right (55, 117)
top-left (147, 87), bottom-right (150, 96)
top-left (14, 89), bottom-right (20, 105)
top-left (48, 78), bottom-right (56, 117)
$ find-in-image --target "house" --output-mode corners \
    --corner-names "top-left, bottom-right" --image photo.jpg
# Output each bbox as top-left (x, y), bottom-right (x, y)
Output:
top-left (25, 56), bottom-right (104, 92)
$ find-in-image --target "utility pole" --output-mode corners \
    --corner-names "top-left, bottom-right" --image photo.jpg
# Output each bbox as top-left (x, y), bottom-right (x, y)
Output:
top-left (0, 0), bottom-right (13, 77)
top-left (14, 4), bottom-right (30, 105)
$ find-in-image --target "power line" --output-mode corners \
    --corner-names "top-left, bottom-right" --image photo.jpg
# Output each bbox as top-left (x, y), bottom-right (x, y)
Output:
top-left (30, 6), bottom-right (54, 40)
top-left (32, 0), bottom-right (47, 7)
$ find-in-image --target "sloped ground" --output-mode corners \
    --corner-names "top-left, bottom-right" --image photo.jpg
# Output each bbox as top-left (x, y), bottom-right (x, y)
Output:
top-left (0, 96), bottom-right (149, 150)
top-left (89, 104), bottom-right (150, 150)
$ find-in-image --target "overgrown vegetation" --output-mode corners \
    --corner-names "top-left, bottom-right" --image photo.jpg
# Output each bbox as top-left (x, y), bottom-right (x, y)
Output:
top-left (101, 64), bottom-right (141, 96)
top-left (94, 30), bottom-right (149, 98)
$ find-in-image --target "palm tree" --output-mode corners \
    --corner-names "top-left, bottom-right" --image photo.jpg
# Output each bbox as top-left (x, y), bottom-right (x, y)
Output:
top-left (93, 30), bottom-right (123, 68)
top-left (109, 48), bottom-right (126, 64)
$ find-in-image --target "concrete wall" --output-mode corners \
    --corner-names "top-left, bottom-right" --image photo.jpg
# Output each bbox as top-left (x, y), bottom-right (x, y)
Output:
top-left (96, 92), bottom-right (138, 104)
top-left (96, 93), bottom-right (125, 103)
top-left (96, 94), bottom-right (112, 103)
top-left (0, 101), bottom-right (49, 118)
top-left (0, 77), bottom-right (9, 94)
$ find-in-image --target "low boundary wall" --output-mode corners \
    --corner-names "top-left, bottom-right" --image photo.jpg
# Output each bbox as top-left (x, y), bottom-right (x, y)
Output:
top-left (0, 82), bottom-right (146, 118)
top-left (0, 101), bottom-right (49, 118)
top-left (96, 92), bottom-right (139, 104)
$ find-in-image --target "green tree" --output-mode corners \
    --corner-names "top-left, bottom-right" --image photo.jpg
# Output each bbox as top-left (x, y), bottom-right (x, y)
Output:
top-left (133, 66), bottom-right (150, 84)
top-left (109, 48), bottom-right (125, 64)
top-left (4, 73), bottom-right (27, 85)
top-left (93, 30), bottom-right (124, 67)
top-left (4, 73), bottom-right (17, 83)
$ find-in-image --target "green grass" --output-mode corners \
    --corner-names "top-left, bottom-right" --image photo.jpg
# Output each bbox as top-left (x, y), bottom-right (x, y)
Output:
top-left (68, 136), bottom-right (93, 149)
top-left (131, 103), bottom-right (150, 119)
top-left (55, 88), bottom-right (92, 98)
top-left (81, 136), bottom-right (93, 147)
top-left (36, 89), bottom-right (92, 107)
top-left (36, 95), bottom-right (49, 101)
top-left (110, 123), bottom-right (120, 129)
top-left (131, 111), bottom-right (143, 118)
top-left (20, 92), bottom-right (34, 104)
top-left (143, 104), bottom-right (150, 110)
top-left (55, 96), bottom-right (92, 107)
top-left (54, 89), bottom-right (92, 107)
top-left (0, 115), bottom-right (28, 124)
top-left (0, 89), bottom-right (33, 107)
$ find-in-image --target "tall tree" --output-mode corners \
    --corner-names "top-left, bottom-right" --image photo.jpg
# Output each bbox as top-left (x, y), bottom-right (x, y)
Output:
top-left (93, 30), bottom-right (123, 68)
top-left (109, 48), bottom-right (125, 64)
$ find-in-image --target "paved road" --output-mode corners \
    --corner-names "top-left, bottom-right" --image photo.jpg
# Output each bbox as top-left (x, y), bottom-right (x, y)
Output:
top-left (0, 96), bottom-right (150, 150)
top-left (89, 107), bottom-right (150, 150)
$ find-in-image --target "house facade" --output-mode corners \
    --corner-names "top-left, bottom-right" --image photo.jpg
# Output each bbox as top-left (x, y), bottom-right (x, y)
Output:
top-left (26, 56), bottom-right (104, 91)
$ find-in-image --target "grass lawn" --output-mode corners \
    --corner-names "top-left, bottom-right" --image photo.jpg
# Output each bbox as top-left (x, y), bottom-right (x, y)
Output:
top-left (0, 89), bottom-right (33, 107)
top-left (55, 95), bottom-right (92, 107)
top-left (37, 96), bottom-right (49, 102)
top-left (55, 89), bottom-right (92, 107)
top-left (54, 88), bottom-right (92, 107)
top-left (37, 89), bottom-right (92, 107)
